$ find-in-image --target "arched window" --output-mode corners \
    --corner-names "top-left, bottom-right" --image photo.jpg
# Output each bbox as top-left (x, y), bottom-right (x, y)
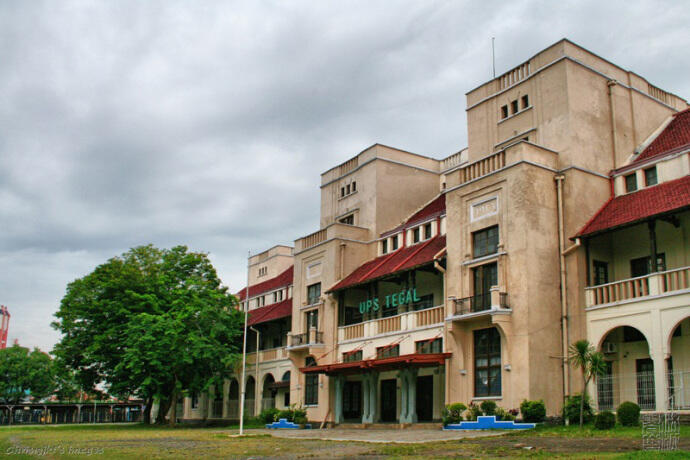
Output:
top-left (304, 357), bottom-right (318, 405)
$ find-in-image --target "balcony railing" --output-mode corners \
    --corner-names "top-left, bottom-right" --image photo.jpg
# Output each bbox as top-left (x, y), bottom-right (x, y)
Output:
top-left (245, 346), bottom-right (288, 365)
top-left (457, 150), bottom-right (506, 185)
top-left (586, 266), bottom-right (690, 308)
top-left (453, 291), bottom-right (509, 316)
top-left (338, 305), bottom-right (444, 343)
top-left (289, 330), bottom-right (324, 348)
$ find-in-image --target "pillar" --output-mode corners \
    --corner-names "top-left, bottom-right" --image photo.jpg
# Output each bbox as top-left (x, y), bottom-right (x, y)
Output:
top-left (407, 369), bottom-right (418, 423)
top-left (398, 370), bottom-right (408, 423)
top-left (652, 353), bottom-right (669, 412)
top-left (333, 375), bottom-right (344, 424)
top-left (361, 372), bottom-right (379, 423)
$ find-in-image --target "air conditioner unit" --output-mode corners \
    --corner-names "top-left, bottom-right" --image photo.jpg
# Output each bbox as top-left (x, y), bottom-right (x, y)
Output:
top-left (603, 342), bottom-right (617, 354)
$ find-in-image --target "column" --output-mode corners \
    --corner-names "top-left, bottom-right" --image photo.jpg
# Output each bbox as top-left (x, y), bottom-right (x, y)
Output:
top-left (407, 369), bottom-right (418, 423)
top-left (652, 353), bottom-right (669, 412)
top-left (361, 376), bottom-right (370, 423)
top-left (369, 372), bottom-right (379, 423)
top-left (333, 375), bottom-right (344, 424)
top-left (398, 370), bottom-right (408, 423)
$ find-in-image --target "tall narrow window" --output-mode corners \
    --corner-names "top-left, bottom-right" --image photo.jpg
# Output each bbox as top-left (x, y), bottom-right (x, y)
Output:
top-left (473, 226), bottom-right (499, 258)
top-left (501, 105), bottom-right (508, 119)
top-left (341, 187), bottom-right (345, 197)
top-left (413, 227), bottom-right (421, 243)
top-left (307, 283), bottom-right (321, 305)
top-left (473, 262), bottom-right (497, 311)
top-left (424, 222), bottom-right (432, 240)
top-left (521, 94), bottom-right (529, 109)
top-left (511, 100), bottom-right (518, 114)
top-left (304, 357), bottom-right (318, 405)
top-left (391, 235), bottom-right (399, 250)
top-left (474, 328), bottom-right (501, 397)
top-left (593, 260), bottom-right (609, 286)
top-left (351, 181), bottom-right (357, 192)
top-left (625, 173), bottom-right (637, 192)
top-left (305, 309), bottom-right (319, 330)
top-left (381, 239), bottom-right (388, 254)
top-left (644, 167), bottom-right (657, 186)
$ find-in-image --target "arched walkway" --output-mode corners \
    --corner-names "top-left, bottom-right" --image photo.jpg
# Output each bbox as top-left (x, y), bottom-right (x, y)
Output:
top-left (668, 317), bottom-right (690, 409)
top-left (595, 326), bottom-right (656, 411)
top-left (262, 373), bottom-right (276, 411)
top-left (245, 376), bottom-right (256, 416)
top-left (227, 379), bottom-right (240, 419)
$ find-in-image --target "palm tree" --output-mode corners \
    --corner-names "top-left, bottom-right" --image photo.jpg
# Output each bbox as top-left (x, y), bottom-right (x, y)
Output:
top-left (568, 340), bottom-right (607, 427)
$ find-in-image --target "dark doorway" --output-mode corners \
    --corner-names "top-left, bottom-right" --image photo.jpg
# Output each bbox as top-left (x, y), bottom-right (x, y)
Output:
top-left (343, 381), bottom-right (362, 420)
top-left (636, 358), bottom-right (656, 409)
top-left (380, 379), bottom-right (397, 422)
top-left (416, 375), bottom-right (434, 421)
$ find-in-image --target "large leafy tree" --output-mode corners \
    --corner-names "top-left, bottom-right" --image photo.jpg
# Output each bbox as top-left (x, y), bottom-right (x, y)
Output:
top-left (0, 344), bottom-right (55, 405)
top-left (52, 245), bottom-right (243, 424)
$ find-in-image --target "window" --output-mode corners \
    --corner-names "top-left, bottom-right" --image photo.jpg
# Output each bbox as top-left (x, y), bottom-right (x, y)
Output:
top-left (258, 267), bottom-right (267, 277)
top-left (346, 184), bottom-right (351, 194)
top-left (501, 105), bottom-right (508, 119)
top-left (191, 393), bottom-right (199, 409)
top-left (307, 283), bottom-right (321, 305)
top-left (630, 253), bottom-right (666, 277)
top-left (376, 344), bottom-right (400, 359)
top-left (305, 309), bottom-right (318, 330)
top-left (474, 328), bottom-right (501, 397)
top-left (593, 260), bottom-right (609, 286)
top-left (424, 222), bottom-right (432, 240)
top-left (413, 227), bottom-right (421, 243)
top-left (391, 235), bottom-right (399, 250)
top-left (381, 239), bottom-right (388, 254)
top-left (339, 214), bottom-right (354, 225)
top-left (473, 226), bottom-right (499, 258)
top-left (284, 391), bottom-right (290, 407)
top-left (416, 338), bottom-right (442, 354)
top-left (473, 263), bottom-right (497, 311)
top-left (343, 350), bottom-right (363, 362)
top-left (304, 357), bottom-right (318, 405)
top-left (521, 94), bottom-right (529, 109)
top-left (341, 187), bottom-right (345, 197)
top-left (625, 173), bottom-right (637, 192)
top-left (644, 167), bottom-right (658, 186)
top-left (352, 181), bottom-right (357, 192)
top-left (511, 99), bottom-right (518, 114)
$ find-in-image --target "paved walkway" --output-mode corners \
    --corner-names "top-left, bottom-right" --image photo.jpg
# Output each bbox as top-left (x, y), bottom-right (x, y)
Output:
top-left (248, 427), bottom-right (507, 443)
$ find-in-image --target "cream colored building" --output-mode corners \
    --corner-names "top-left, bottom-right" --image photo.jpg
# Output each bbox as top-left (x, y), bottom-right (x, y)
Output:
top-left (181, 39), bottom-right (688, 424)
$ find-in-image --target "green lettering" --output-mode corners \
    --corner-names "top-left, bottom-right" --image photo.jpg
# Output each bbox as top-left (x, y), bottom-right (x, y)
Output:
top-left (391, 294), bottom-right (397, 307)
top-left (405, 289), bottom-right (413, 304)
top-left (359, 301), bottom-right (366, 314)
top-left (398, 292), bottom-right (405, 305)
top-left (413, 288), bottom-right (421, 302)
top-left (385, 295), bottom-right (391, 309)
top-left (366, 300), bottom-right (373, 312)
top-left (373, 298), bottom-right (380, 311)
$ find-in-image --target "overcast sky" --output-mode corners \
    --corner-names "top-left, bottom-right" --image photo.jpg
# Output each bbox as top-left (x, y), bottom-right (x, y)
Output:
top-left (1, 0), bottom-right (688, 352)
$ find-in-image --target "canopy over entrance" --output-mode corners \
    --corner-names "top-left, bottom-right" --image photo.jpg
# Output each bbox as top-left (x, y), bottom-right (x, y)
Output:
top-left (299, 352), bottom-right (451, 376)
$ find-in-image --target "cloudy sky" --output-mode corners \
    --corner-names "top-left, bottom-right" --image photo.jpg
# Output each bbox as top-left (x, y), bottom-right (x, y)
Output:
top-left (1, 0), bottom-right (688, 351)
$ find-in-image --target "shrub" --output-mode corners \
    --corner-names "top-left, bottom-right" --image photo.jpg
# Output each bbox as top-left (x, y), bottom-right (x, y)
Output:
top-left (277, 409), bottom-right (294, 422)
top-left (293, 416), bottom-right (308, 426)
top-left (495, 407), bottom-right (515, 421)
top-left (466, 402), bottom-right (483, 421)
top-left (259, 407), bottom-right (280, 424)
top-left (520, 399), bottom-right (546, 423)
top-left (292, 407), bottom-right (307, 421)
top-left (594, 411), bottom-right (616, 430)
top-left (616, 401), bottom-right (641, 426)
top-left (442, 403), bottom-right (467, 425)
top-left (480, 400), bottom-right (497, 416)
top-left (563, 394), bottom-right (594, 425)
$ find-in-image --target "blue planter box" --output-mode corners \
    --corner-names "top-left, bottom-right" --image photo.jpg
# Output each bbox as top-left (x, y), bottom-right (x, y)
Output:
top-left (265, 418), bottom-right (312, 429)
top-left (444, 415), bottom-right (535, 430)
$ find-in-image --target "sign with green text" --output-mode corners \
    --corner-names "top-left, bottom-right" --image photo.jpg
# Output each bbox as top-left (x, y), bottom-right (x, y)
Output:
top-left (358, 288), bottom-right (421, 314)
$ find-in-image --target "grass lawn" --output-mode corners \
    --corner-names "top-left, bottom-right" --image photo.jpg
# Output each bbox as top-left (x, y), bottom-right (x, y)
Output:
top-left (0, 422), bottom-right (688, 459)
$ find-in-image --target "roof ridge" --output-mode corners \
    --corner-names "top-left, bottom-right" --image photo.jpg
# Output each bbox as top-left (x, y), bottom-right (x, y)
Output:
top-left (390, 236), bottom-right (438, 272)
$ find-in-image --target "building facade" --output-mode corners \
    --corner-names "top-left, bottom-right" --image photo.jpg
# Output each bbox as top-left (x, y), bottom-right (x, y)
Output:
top-left (181, 39), bottom-right (689, 424)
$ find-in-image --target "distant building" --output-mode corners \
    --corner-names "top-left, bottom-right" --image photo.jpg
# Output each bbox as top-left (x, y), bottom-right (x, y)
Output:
top-left (0, 305), bottom-right (9, 349)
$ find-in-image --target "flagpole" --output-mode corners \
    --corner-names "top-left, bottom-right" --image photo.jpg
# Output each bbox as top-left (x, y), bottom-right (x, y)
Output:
top-left (239, 250), bottom-right (251, 435)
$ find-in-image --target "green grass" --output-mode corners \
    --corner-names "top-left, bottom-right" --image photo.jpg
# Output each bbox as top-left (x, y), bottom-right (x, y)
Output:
top-left (0, 423), bottom-right (687, 459)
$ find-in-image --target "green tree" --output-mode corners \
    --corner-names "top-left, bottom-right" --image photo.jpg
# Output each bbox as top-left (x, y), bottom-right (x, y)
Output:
top-left (568, 339), bottom-right (607, 427)
top-left (0, 345), bottom-right (55, 406)
top-left (52, 245), bottom-right (243, 425)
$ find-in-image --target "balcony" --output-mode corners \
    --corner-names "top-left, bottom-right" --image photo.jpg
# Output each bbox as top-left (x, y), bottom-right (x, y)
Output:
top-left (447, 288), bottom-right (510, 321)
top-left (585, 266), bottom-right (690, 308)
top-left (288, 329), bottom-right (324, 350)
top-left (338, 305), bottom-right (444, 343)
top-left (295, 223), bottom-right (370, 252)
top-left (245, 346), bottom-right (289, 365)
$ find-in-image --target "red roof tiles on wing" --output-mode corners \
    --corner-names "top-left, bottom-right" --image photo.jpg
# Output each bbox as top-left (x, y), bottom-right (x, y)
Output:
top-left (380, 194), bottom-right (445, 237)
top-left (247, 298), bottom-right (292, 326)
top-left (329, 235), bottom-right (446, 292)
top-left (633, 108), bottom-right (690, 164)
top-left (576, 175), bottom-right (690, 238)
top-left (236, 265), bottom-right (293, 301)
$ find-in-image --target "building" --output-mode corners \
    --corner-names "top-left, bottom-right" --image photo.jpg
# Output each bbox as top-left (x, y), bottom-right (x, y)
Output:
top-left (181, 39), bottom-right (688, 424)
top-left (0, 305), bottom-right (9, 350)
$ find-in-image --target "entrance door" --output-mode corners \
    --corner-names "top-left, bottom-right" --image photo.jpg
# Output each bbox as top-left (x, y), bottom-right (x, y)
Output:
top-left (472, 263), bottom-right (497, 311)
top-left (636, 358), bottom-right (656, 409)
top-left (416, 375), bottom-right (434, 421)
top-left (343, 381), bottom-right (362, 420)
top-left (380, 379), bottom-right (397, 422)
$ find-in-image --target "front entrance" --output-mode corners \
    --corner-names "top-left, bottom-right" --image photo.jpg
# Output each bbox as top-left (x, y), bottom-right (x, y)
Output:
top-left (416, 375), bottom-right (434, 421)
top-left (380, 379), bottom-right (397, 422)
top-left (343, 381), bottom-right (362, 421)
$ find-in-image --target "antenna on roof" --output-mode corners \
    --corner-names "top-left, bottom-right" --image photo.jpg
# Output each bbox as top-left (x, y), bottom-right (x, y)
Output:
top-left (492, 37), bottom-right (496, 78)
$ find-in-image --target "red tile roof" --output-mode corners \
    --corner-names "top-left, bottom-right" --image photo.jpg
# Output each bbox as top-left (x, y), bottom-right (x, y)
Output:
top-left (236, 265), bottom-right (293, 301)
top-left (328, 235), bottom-right (446, 292)
top-left (633, 108), bottom-right (690, 164)
top-left (300, 352), bottom-right (451, 375)
top-left (576, 175), bottom-right (690, 238)
top-left (247, 298), bottom-right (292, 326)
top-left (381, 194), bottom-right (445, 237)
